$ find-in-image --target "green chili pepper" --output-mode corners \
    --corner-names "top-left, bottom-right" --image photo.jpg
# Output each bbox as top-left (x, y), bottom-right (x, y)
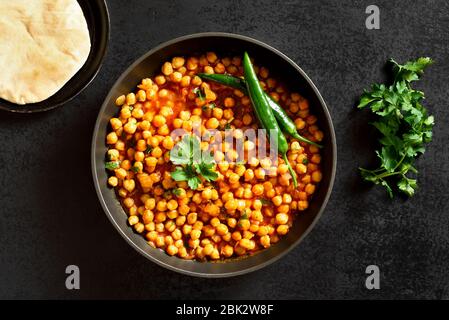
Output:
top-left (242, 52), bottom-right (297, 188)
top-left (199, 73), bottom-right (246, 91)
top-left (198, 73), bottom-right (322, 148)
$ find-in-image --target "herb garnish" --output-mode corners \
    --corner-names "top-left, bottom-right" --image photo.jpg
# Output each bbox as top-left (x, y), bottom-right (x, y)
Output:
top-left (105, 161), bottom-right (121, 170)
top-left (358, 57), bottom-right (434, 197)
top-left (193, 87), bottom-right (205, 101)
top-left (220, 117), bottom-right (234, 130)
top-left (169, 135), bottom-right (218, 190)
top-left (202, 103), bottom-right (215, 111)
top-left (145, 145), bottom-right (153, 154)
top-left (238, 210), bottom-right (250, 228)
top-left (172, 188), bottom-right (183, 196)
top-left (131, 166), bottom-right (140, 173)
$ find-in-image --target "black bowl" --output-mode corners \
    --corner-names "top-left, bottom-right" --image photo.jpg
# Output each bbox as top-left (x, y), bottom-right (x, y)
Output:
top-left (0, 0), bottom-right (109, 113)
top-left (92, 32), bottom-right (337, 277)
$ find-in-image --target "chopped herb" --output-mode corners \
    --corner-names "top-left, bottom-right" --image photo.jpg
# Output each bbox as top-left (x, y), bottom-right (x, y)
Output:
top-left (145, 145), bottom-right (153, 154)
top-left (131, 166), bottom-right (140, 173)
top-left (302, 158), bottom-right (309, 165)
top-left (202, 103), bottom-right (215, 111)
top-left (193, 87), bottom-right (205, 101)
top-left (222, 117), bottom-right (235, 130)
top-left (169, 134), bottom-right (218, 190)
top-left (219, 117), bottom-right (235, 130)
top-left (105, 161), bottom-right (121, 170)
top-left (196, 162), bottom-right (219, 182)
top-left (358, 57), bottom-right (434, 198)
top-left (238, 211), bottom-right (249, 228)
top-left (171, 166), bottom-right (201, 190)
top-left (129, 106), bottom-right (134, 111)
top-left (259, 198), bottom-right (271, 206)
top-left (172, 188), bottom-right (183, 196)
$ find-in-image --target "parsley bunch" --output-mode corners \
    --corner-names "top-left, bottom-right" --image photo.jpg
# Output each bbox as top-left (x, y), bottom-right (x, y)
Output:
top-left (358, 57), bottom-right (434, 198)
top-left (169, 134), bottom-right (218, 190)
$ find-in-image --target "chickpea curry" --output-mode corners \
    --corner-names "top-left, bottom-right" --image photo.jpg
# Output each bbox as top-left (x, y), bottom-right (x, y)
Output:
top-left (105, 52), bottom-right (324, 261)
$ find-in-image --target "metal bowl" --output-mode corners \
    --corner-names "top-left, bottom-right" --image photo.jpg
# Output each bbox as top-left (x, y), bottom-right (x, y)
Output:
top-left (92, 32), bottom-right (337, 277)
top-left (0, 0), bottom-right (109, 113)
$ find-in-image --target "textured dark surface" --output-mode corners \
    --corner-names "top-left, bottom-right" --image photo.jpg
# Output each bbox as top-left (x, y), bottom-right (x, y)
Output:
top-left (0, 0), bottom-right (448, 299)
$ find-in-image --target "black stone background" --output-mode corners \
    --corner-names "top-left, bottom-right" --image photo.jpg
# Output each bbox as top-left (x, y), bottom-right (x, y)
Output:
top-left (1, 0), bottom-right (448, 299)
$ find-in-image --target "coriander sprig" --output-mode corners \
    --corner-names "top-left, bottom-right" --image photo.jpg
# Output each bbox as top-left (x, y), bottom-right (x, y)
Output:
top-left (169, 134), bottom-right (218, 190)
top-left (358, 57), bottom-right (434, 198)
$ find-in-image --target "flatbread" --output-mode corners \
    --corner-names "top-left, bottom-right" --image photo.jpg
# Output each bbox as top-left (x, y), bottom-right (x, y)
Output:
top-left (0, 0), bottom-right (91, 105)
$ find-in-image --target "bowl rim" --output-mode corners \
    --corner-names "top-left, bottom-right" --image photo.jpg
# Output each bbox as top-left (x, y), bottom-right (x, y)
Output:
top-left (0, 0), bottom-right (110, 113)
top-left (91, 32), bottom-right (337, 278)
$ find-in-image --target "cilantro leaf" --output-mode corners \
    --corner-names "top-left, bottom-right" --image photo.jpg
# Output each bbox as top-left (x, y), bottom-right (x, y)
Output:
top-left (170, 135), bottom-right (200, 165)
top-left (170, 167), bottom-right (190, 181)
top-left (378, 147), bottom-right (399, 172)
top-left (201, 166), bottom-right (219, 182)
top-left (169, 134), bottom-right (218, 190)
top-left (187, 176), bottom-right (202, 190)
top-left (390, 57), bottom-right (433, 84)
top-left (397, 176), bottom-right (417, 197)
top-left (195, 162), bottom-right (218, 182)
top-left (357, 93), bottom-right (379, 109)
top-left (392, 57), bottom-right (433, 73)
top-left (358, 57), bottom-right (434, 198)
